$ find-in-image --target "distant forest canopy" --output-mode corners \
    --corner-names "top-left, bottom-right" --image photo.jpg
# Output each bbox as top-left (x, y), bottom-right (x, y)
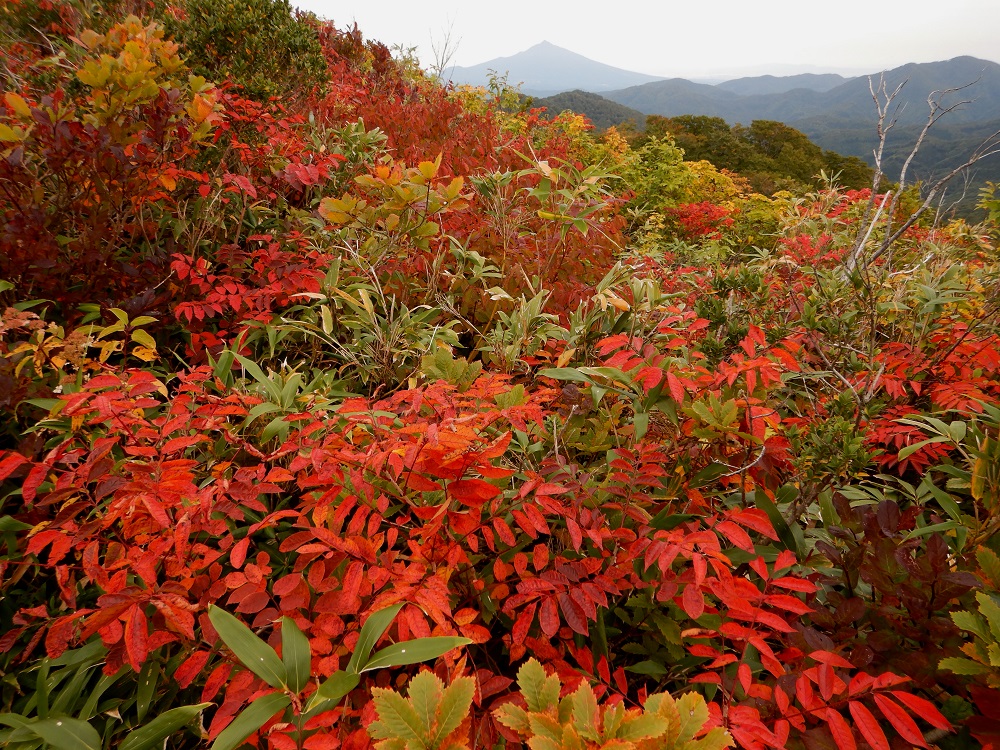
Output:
top-left (528, 93), bottom-right (878, 196)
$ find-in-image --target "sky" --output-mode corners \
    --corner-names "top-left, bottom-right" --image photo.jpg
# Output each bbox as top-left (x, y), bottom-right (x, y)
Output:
top-left (292, 0), bottom-right (1000, 80)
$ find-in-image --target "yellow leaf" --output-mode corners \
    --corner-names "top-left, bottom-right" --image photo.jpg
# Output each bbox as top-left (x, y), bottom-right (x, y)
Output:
top-left (4, 93), bottom-right (31, 119)
top-left (131, 346), bottom-right (158, 362)
top-left (158, 173), bottom-right (177, 191)
top-left (556, 348), bottom-right (576, 368)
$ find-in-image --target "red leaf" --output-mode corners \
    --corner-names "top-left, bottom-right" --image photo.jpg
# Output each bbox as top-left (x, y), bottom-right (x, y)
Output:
top-left (125, 605), bottom-right (148, 672)
top-left (0, 452), bottom-right (28, 482)
top-left (231, 537), bottom-right (251, 569)
top-left (872, 694), bottom-right (928, 748)
top-left (889, 691), bottom-right (950, 731)
top-left (512, 603), bottom-right (536, 644)
top-left (175, 650), bottom-right (211, 689)
top-left (566, 518), bottom-right (583, 551)
top-left (825, 708), bottom-right (857, 750)
top-left (729, 509), bottom-right (778, 540)
top-left (681, 584), bottom-right (704, 619)
top-left (811, 650), bottom-right (856, 669)
top-left (848, 701), bottom-right (890, 750)
top-left (539, 597), bottom-right (560, 637)
top-left (666, 371), bottom-right (685, 402)
top-left (818, 663), bottom-right (835, 702)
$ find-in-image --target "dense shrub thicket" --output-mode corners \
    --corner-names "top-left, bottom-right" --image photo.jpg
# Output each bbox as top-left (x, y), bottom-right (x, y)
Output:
top-left (1, 2), bottom-right (999, 749)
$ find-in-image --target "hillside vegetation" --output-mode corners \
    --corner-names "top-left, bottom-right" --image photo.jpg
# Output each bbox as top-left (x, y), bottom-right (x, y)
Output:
top-left (1, 2), bottom-right (1000, 750)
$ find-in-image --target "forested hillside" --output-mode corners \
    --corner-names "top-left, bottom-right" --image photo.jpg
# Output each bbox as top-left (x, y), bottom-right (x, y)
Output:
top-left (2, 2), bottom-right (1000, 750)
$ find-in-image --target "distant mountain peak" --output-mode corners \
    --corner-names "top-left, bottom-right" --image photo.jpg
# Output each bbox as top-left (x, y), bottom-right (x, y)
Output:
top-left (448, 42), bottom-right (664, 97)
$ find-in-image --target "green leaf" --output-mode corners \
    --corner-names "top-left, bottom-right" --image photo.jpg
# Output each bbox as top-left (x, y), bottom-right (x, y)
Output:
top-left (625, 660), bottom-right (669, 677)
top-left (517, 659), bottom-right (560, 713)
top-left (370, 688), bottom-right (426, 741)
top-left (208, 605), bottom-right (286, 688)
top-left (978, 547), bottom-right (1000, 589)
top-left (897, 436), bottom-right (949, 460)
top-left (119, 703), bottom-right (211, 750)
top-left (0, 516), bottom-right (32, 532)
top-left (136, 659), bottom-right (159, 723)
top-left (939, 656), bottom-right (991, 675)
top-left (903, 521), bottom-right (960, 540)
top-left (211, 692), bottom-right (290, 750)
top-left (347, 604), bottom-right (404, 674)
top-left (952, 610), bottom-right (990, 642)
top-left (130, 329), bottom-right (157, 350)
top-left (616, 713), bottom-right (668, 742)
top-left (25, 717), bottom-right (101, 750)
top-left (281, 617), bottom-right (311, 694)
top-left (433, 676), bottom-right (475, 746)
top-left (361, 637), bottom-right (471, 673)
top-left (493, 702), bottom-right (530, 733)
top-left (570, 683), bottom-right (600, 740)
top-left (675, 693), bottom-right (709, 745)
top-left (408, 672), bottom-right (443, 738)
top-left (305, 670), bottom-right (360, 714)
top-left (754, 490), bottom-right (802, 556)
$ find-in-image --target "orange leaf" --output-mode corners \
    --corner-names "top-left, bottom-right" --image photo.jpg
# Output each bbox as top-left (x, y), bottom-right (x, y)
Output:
top-left (449, 478), bottom-right (500, 507)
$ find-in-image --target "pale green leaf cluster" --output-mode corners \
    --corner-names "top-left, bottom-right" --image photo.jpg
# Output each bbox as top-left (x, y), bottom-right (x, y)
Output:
top-left (369, 672), bottom-right (476, 750)
top-left (940, 547), bottom-right (1000, 687)
top-left (494, 659), bottom-right (733, 750)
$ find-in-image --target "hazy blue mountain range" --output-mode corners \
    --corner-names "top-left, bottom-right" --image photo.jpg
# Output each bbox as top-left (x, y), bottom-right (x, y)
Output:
top-left (603, 57), bottom-right (1000, 129)
top-left (456, 41), bottom-right (1000, 201)
top-left (446, 41), bottom-right (665, 96)
top-left (716, 73), bottom-right (851, 96)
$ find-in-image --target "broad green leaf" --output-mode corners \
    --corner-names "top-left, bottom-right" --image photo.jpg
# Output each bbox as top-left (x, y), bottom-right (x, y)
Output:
top-left (26, 717), bottom-right (101, 750)
top-left (208, 605), bottom-right (286, 688)
top-left (897, 436), bottom-right (949, 460)
top-left (517, 659), bottom-right (560, 713)
top-left (978, 547), bottom-right (1000, 589)
top-left (493, 702), bottom-right (530, 733)
top-left (570, 683), bottom-right (600, 740)
top-left (305, 670), bottom-right (360, 714)
top-left (939, 656), bottom-right (991, 675)
top-left (675, 692), bottom-right (709, 744)
top-left (370, 688), bottom-right (425, 740)
top-left (130, 329), bottom-right (157, 350)
top-left (617, 713), bottom-right (668, 742)
top-left (979, 592), bottom-right (1000, 638)
top-left (280, 617), bottom-right (311, 694)
top-left (362, 637), bottom-right (471, 672)
top-left (433, 676), bottom-right (475, 747)
top-left (0, 516), bottom-right (32, 532)
top-left (952, 610), bottom-right (990, 641)
top-left (346, 604), bottom-right (404, 674)
top-left (211, 693), bottom-right (290, 750)
top-left (408, 672), bottom-right (443, 737)
top-left (119, 703), bottom-right (211, 750)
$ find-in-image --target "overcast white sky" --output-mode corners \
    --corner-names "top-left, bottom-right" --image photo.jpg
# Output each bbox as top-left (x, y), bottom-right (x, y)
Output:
top-left (293, 0), bottom-right (999, 79)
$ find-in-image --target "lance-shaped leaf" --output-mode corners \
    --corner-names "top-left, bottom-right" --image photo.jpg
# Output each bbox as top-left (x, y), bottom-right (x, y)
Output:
top-left (361, 637), bottom-right (471, 673)
top-left (211, 693), bottom-right (291, 750)
top-left (281, 616), bottom-right (311, 693)
top-left (119, 703), bottom-right (212, 750)
top-left (208, 605), bottom-right (287, 688)
top-left (306, 670), bottom-right (360, 714)
top-left (347, 603), bottom-right (404, 674)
